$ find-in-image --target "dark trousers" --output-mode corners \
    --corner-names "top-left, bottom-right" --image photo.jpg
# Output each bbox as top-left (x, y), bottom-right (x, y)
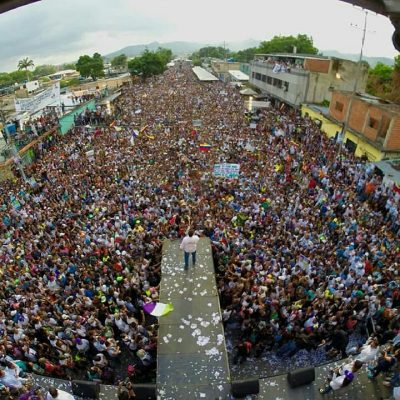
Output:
top-left (184, 251), bottom-right (196, 269)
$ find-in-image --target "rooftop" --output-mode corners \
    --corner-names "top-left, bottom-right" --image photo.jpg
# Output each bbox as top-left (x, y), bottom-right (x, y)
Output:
top-left (334, 90), bottom-right (400, 111)
top-left (255, 53), bottom-right (330, 61)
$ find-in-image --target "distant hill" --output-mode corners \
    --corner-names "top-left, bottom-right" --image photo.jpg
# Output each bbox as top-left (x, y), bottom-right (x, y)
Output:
top-left (105, 41), bottom-right (205, 59)
top-left (105, 39), bottom-right (262, 60)
top-left (321, 50), bottom-right (394, 67)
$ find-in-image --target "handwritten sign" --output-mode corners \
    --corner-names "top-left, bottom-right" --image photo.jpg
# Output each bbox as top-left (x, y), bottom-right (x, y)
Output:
top-left (213, 163), bottom-right (240, 179)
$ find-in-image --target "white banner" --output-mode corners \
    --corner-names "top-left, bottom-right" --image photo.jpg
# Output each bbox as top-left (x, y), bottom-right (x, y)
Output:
top-left (213, 163), bottom-right (240, 179)
top-left (15, 82), bottom-right (60, 113)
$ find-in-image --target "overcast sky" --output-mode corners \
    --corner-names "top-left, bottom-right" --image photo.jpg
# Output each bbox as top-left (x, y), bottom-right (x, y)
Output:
top-left (0, 0), bottom-right (398, 72)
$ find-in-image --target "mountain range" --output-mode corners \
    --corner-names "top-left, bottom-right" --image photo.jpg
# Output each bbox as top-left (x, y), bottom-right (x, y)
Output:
top-left (104, 40), bottom-right (395, 67)
top-left (104, 40), bottom-right (260, 59)
top-left (321, 50), bottom-right (394, 67)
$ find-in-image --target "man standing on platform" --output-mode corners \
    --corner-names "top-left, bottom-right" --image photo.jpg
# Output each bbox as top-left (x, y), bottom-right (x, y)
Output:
top-left (180, 230), bottom-right (199, 271)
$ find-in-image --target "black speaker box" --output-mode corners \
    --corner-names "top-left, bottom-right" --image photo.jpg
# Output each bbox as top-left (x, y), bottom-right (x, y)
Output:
top-left (135, 384), bottom-right (156, 400)
top-left (287, 366), bottom-right (315, 388)
top-left (71, 380), bottom-right (100, 399)
top-left (231, 378), bottom-right (260, 398)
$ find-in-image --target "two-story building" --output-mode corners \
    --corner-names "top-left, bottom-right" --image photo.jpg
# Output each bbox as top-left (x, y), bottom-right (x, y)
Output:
top-left (249, 53), bottom-right (368, 108)
top-left (329, 90), bottom-right (400, 160)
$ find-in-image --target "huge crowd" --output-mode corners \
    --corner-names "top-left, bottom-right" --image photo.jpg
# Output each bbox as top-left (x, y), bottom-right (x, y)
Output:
top-left (0, 61), bottom-right (399, 398)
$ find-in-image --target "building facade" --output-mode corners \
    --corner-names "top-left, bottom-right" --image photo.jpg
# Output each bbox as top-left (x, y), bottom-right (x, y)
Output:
top-left (329, 90), bottom-right (400, 159)
top-left (301, 91), bottom-right (400, 161)
top-left (249, 54), bottom-right (368, 107)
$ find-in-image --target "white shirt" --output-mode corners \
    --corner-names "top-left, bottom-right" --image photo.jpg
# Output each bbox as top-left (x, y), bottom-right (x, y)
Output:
top-left (46, 389), bottom-right (75, 400)
top-left (180, 235), bottom-right (199, 253)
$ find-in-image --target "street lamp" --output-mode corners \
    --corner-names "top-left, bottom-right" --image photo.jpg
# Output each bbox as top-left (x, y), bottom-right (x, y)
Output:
top-left (338, 10), bottom-right (368, 154)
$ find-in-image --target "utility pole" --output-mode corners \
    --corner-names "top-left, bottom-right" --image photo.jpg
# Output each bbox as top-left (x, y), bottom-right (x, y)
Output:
top-left (338, 10), bottom-right (368, 156)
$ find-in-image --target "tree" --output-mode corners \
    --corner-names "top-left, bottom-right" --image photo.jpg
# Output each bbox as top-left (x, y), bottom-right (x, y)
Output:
top-left (191, 46), bottom-right (231, 61)
top-left (17, 57), bottom-right (34, 82)
top-left (62, 63), bottom-right (76, 70)
top-left (156, 47), bottom-right (173, 65)
top-left (231, 47), bottom-right (258, 62)
top-left (111, 54), bottom-right (127, 70)
top-left (128, 49), bottom-right (168, 80)
top-left (33, 64), bottom-right (57, 78)
top-left (9, 70), bottom-right (30, 84)
top-left (258, 34), bottom-right (318, 55)
top-left (76, 53), bottom-right (104, 81)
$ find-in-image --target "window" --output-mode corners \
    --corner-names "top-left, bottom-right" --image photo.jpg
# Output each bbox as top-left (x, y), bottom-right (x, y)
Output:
top-left (283, 82), bottom-right (289, 92)
top-left (255, 73), bottom-right (261, 80)
top-left (335, 101), bottom-right (344, 112)
top-left (368, 117), bottom-right (379, 130)
top-left (267, 76), bottom-right (272, 85)
top-left (252, 72), bottom-right (255, 79)
top-left (273, 78), bottom-right (281, 87)
top-left (261, 74), bottom-right (266, 82)
top-left (377, 115), bottom-right (390, 141)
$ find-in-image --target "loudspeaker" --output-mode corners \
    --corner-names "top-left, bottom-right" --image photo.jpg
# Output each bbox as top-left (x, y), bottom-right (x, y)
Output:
top-left (71, 380), bottom-right (100, 399)
top-left (231, 378), bottom-right (260, 398)
top-left (135, 384), bottom-right (156, 400)
top-left (287, 367), bottom-right (315, 388)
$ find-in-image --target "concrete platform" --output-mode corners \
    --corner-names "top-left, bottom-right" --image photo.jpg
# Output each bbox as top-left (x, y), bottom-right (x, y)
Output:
top-left (156, 238), bottom-right (231, 399)
top-left (257, 359), bottom-right (393, 400)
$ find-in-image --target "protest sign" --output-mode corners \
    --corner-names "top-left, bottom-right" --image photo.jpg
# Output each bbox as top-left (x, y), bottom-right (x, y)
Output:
top-left (213, 163), bottom-right (240, 178)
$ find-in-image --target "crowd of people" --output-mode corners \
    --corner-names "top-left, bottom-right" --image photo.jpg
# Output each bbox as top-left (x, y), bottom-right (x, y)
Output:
top-left (0, 61), bottom-right (399, 398)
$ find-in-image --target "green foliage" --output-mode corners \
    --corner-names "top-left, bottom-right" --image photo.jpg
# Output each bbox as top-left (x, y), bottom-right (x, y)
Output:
top-left (191, 46), bottom-right (231, 61)
top-left (0, 72), bottom-right (13, 87)
top-left (128, 48), bottom-right (172, 79)
top-left (258, 34), bottom-right (318, 55)
top-left (369, 62), bottom-right (393, 82)
top-left (17, 57), bottom-right (34, 81)
top-left (17, 57), bottom-right (34, 71)
top-left (39, 76), bottom-right (51, 83)
top-left (33, 64), bottom-right (57, 78)
top-left (76, 53), bottom-right (104, 81)
top-left (60, 78), bottom-right (80, 88)
top-left (156, 47), bottom-right (173, 65)
top-left (394, 55), bottom-right (400, 72)
top-left (9, 70), bottom-right (31, 83)
top-left (365, 57), bottom-right (400, 104)
top-left (231, 47), bottom-right (258, 62)
top-left (62, 63), bottom-right (76, 70)
top-left (111, 54), bottom-right (127, 69)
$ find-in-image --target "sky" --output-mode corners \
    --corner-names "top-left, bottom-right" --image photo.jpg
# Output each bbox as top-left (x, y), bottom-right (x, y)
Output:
top-left (0, 0), bottom-right (398, 72)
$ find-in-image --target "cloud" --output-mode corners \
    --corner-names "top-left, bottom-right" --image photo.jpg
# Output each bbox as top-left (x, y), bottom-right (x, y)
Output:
top-left (0, 0), bottom-right (397, 71)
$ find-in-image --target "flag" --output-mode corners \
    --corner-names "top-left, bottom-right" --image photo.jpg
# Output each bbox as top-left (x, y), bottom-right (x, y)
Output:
top-left (143, 302), bottom-right (174, 317)
top-left (132, 130), bottom-right (139, 138)
top-left (199, 143), bottom-right (211, 152)
top-left (145, 133), bottom-right (155, 140)
top-left (114, 126), bottom-right (122, 132)
top-left (393, 184), bottom-right (400, 195)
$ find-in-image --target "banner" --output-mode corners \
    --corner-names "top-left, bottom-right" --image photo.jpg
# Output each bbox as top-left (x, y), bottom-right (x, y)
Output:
top-left (213, 163), bottom-right (240, 179)
top-left (14, 82), bottom-right (60, 113)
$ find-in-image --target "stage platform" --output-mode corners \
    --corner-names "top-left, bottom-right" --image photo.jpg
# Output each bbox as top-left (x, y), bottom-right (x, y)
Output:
top-left (156, 238), bottom-right (231, 399)
top-left (257, 359), bottom-right (393, 400)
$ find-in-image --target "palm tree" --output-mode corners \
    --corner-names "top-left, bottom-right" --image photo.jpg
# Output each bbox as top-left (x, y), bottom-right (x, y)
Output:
top-left (17, 58), bottom-right (34, 82)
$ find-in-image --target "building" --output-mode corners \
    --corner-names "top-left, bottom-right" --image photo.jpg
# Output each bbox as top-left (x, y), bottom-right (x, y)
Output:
top-left (330, 90), bottom-right (400, 159)
top-left (249, 53), bottom-right (368, 108)
top-left (48, 70), bottom-right (79, 81)
top-left (210, 60), bottom-right (241, 82)
top-left (301, 90), bottom-right (400, 161)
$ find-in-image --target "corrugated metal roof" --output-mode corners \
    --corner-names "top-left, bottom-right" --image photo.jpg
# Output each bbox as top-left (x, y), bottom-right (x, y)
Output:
top-left (228, 70), bottom-right (249, 81)
top-left (192, 67), bottom-right (218, 81)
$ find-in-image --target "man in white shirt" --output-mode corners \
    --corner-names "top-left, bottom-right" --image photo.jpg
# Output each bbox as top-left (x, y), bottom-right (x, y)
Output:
top-left (180, 230), bottom-right (199, 270)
